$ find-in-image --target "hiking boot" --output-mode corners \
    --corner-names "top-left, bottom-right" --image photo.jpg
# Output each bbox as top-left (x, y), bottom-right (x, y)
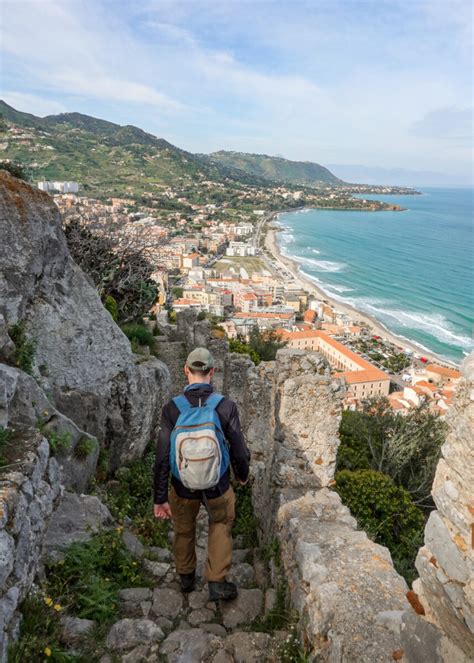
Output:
top-left (208, 580), bottom-right (238, 602)
top-left (179, 571), bottom-right (196, 593)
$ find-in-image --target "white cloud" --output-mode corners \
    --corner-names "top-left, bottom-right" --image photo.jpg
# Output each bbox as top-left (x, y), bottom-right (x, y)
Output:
top-left (1, 0), bottom-right (184, 110)
top-left (1, 0), bottom-right (471, 178)
top-left (1, 91), bottom-right (67, 117)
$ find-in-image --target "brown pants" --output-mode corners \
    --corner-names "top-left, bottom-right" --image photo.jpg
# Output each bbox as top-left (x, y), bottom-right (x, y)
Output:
top-left (169, 485), bottom-right (235, 582)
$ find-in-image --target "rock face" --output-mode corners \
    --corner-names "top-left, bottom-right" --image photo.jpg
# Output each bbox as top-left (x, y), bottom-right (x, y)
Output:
top-left (0, 172), bottom-right (170, 470)
top-left (0, 428), bottom-right (62, 660)
top-left (411, 354), bottom-right (474, 658)
top-left (0, 363), bottom-right (98, 492)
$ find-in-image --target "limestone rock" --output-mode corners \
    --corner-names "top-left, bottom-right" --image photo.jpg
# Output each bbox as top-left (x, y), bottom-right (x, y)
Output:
top-left (0, 172), bottom-right (170, 470)
top-left (224, 632), bottom-right (274, 663)
top-left (105, 618), bottom-right (164, 651)
top-left (188, 589), bottom-right (216, 612)
top-left (220, 589), bottom-right (263, 629)
top-left (159, 628), bottom-right (221, 662)
top-left (152, 588), bottom-right (183, 619)
top-left (0, 532), bottom-right (14, 586)
top-left (147, 546), bottom-right (171, 562)
top-left (60, 616), bottom-right (95, 644)
top-left (142, 559), bottom-right (170, 578)
top-left (43, 492), bottom-right (113, 559)
top-left (118, 588), bottom-right (152, 603)
top-left (187, 608), bottom-right (215, 626)
top-left (227, 562), bottom-right (256, 588)
top-left (122, 530), bottom-right (144, 559)
top-left (412, 353), bottom-right (474, 658)
top-left (202, 623), bottom-right (227, 638)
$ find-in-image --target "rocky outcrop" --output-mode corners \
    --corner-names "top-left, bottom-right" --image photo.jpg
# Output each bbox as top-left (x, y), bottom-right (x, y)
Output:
top-left (410, 354), bottom-right (474, 659)
top-left (0, 364), bottom-right (98, 492)
top-left (0, 428), bottom-right (62, 659)
top-left (0, 172), bottom-right (170, 470)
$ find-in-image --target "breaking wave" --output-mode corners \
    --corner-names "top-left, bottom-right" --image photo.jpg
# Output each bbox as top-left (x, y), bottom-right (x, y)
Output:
top-left (294, 255), bottom-right (346, 272)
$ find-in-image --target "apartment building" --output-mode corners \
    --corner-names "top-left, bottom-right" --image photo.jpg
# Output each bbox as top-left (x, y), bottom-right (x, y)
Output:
top-left (277, 329), bottom-right (390, 402)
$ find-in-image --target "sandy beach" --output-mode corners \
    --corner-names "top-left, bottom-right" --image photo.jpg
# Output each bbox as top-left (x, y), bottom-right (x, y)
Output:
top-left (263, 217), bottom-right (457, 367)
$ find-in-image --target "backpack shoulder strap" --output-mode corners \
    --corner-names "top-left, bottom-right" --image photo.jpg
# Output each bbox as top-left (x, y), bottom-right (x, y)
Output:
top-left (205, 393), bottom-right (224, 410)
top-left (173, 395), bottom-right (192, 413)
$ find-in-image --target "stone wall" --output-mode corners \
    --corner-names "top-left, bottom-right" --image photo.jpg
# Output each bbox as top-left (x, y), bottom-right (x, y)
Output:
top-left (222, 349), bottom-right (474, 662)
top-left (158, 310), bottom-right (229, 394)
top-left (411, 354), bottom-right (474, 659)
top-left (0, 428), bottom-right (62, 660)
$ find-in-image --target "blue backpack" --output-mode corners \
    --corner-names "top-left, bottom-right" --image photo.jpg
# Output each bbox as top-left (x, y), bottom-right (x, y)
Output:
top-left (170, 393), bottom-right (230, 490)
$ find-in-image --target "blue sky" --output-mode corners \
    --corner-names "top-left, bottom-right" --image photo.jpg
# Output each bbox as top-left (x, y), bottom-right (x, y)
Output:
top-left (1, 0), bottom-right (472, 181)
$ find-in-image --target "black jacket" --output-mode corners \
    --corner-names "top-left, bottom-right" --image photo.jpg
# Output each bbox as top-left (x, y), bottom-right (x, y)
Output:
top-left (154, 383), bottom-right (250, 504)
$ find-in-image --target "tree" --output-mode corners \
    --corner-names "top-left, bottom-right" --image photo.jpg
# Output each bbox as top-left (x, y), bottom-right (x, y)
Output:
top-left (171, 286), bottom-right (184, 299)
top-left (0, 161), bottom-right (28, 181)
top-left (248, 326), bottom-right (288, 362)
top-left (63, 217), bottom-right (161, 324)
top-left (229, 337), bottom-right (260, 366)
top-left (337, 398), bottom-right (446, 508)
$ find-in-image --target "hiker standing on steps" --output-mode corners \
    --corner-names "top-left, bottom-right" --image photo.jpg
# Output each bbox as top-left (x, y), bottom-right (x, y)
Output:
top-left (153, 347), bottom-right (250, 602)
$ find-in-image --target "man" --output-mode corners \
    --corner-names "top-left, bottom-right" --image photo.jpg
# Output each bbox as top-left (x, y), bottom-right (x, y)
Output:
top-left (154, 347), bottom-right (250, 601)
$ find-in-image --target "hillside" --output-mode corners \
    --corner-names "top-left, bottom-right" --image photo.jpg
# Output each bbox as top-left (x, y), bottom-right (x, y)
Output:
top-left (0, 101), bottom-right (270, 198)
top-left (206, 150), bottom-right (342, 186)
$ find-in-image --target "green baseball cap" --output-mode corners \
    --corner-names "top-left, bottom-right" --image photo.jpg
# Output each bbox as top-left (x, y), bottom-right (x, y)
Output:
top-left (186, 347), bottom-right (215, 371)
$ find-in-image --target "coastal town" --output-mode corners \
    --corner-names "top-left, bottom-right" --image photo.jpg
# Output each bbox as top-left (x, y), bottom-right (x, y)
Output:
top-left (48, 179), bottom-right (461, 417)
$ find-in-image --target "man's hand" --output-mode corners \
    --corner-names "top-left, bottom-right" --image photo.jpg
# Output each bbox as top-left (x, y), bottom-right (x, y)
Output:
top-left (154, 503), bottom-right (172, 519)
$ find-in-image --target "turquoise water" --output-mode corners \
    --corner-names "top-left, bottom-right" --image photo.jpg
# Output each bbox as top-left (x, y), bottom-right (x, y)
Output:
top-left (278, 187), bottom-right (473, 363)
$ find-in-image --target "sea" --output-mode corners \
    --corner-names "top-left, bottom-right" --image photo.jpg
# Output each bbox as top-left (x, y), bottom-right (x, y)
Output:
top-left (277, 187), bottom-right (473, 364)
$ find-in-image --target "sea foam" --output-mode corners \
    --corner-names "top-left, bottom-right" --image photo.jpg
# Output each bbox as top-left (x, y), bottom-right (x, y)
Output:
top-left (295, 255), bottom-right (346, 272)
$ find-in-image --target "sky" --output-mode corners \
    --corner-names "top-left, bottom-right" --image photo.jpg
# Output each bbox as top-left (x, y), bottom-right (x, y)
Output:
top-left (1, 0), bottom-right (472, 183)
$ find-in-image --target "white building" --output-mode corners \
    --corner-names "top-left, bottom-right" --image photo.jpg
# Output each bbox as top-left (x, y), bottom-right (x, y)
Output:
top-left (226, 241), bottom-right (256, 257)
top-left (38, 181), bottom-right (79, 193)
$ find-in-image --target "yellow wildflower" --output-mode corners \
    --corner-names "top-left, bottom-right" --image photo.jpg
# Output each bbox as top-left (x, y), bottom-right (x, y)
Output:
top-left (44, 597), bottom-right (53, 607)
top-left (53, 603), bottom-right (62, 612)
top-left (44, 647), bottom-right (52, 657)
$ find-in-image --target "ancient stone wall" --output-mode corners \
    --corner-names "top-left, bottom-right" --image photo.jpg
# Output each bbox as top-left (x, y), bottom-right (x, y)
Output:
top-left (224, 348), bottom-right (474, 662)
top-left (411, 354), bottom-right (474, 659)
top-left (0, 428), bottom-right (62, 660)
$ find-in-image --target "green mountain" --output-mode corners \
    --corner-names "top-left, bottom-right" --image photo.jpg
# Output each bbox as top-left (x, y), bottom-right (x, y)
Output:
top-left (0, 101), bottom-right (269, 197)
top-left (206, 150), bottom-right (342, 186)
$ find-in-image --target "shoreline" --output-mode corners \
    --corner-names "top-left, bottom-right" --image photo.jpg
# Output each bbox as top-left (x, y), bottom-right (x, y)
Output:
top-left (262, 212), bottom-right (459, 368)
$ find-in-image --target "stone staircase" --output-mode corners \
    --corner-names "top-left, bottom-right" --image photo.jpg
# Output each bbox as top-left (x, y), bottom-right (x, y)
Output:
top-left (95, 506), bottom-right (291, 662)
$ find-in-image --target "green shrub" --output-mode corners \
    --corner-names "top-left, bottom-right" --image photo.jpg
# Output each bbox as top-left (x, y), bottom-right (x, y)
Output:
top-left (9, 323), bottom-right (36, 374)
top-left (74, 436), bottom-right (97, 461)
top-left (45, 430), bottom-right (72, 456)
top-left (8, 595), bottom-right (74, 663)
top-left (334, 469), bottom-right (425, 583)
top-left (232, 482), bottom-right (258, 547)
top-left (103, 294), bottom-right (118, 321)
top-left (120, 323), bottom-right (155, 348)
top-left (229, 338), bottom-right (260, 366)
top-left (102, 449), bottom-right (169, 547)
top-left (46, 529), bottom-right (148, 623)
top-left (167, 310), bottom-right (177, 324)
